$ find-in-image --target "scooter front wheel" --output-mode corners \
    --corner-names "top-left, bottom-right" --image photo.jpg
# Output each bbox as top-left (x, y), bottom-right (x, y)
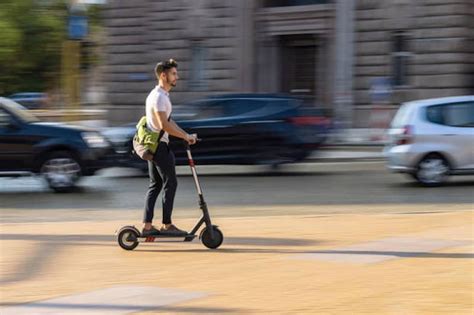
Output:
top-left (118, 228), bottom-right (139, 250)
top-left (200, 226), bottom-right (224, 249)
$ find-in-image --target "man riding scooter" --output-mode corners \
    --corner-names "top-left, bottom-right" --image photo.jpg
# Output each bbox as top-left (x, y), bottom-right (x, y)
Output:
top-left (142, 59), bottom-right (197, 236)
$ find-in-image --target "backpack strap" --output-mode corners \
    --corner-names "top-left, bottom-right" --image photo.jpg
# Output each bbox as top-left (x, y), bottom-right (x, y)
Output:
top-left (156, 115), bottom-right (171, 143)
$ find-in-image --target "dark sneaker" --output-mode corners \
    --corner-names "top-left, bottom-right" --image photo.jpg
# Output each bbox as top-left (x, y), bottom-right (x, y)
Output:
top-left (142, 226), bottom-right (160, 236)
top-left (160, 224), bottom-right (187, 236)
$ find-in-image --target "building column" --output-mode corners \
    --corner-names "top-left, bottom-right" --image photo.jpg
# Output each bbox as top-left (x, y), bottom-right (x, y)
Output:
top-left (237, 0), bottom-right (256, 92)
top-left (333, 0), bottom-right (355, 129)
top-left (256, 35), bottom-right (279, 93)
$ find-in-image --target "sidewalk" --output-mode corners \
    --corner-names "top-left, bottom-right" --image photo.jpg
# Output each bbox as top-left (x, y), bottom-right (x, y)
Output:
top-left (326, 128), bottom-right (388, 146)
top-left (310, 128), bottom-right (386, 161)
top-left (1, 208), bottom-right (472, 314)
top-left (312, 145), bottom-right (384, 161)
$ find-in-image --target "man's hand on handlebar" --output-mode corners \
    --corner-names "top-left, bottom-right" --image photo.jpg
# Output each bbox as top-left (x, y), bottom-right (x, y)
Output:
top-left (185, 133), bottom-right (198, 145)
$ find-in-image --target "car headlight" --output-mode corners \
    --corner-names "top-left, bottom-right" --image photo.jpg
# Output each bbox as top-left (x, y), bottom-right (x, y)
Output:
top-left (82, 132), bottom-right (109, 148)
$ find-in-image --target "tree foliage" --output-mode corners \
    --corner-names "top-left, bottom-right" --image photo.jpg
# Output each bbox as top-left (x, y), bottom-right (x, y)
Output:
top-left (0, 0), bottom-right (67, 95)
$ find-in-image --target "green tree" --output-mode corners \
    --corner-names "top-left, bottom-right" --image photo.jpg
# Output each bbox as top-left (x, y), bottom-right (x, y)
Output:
top-left (0, 0), bottom-right (67, 95)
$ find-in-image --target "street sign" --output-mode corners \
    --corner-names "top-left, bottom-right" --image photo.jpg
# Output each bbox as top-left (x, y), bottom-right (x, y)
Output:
top-left (68, 15), bottom-right (88, 40)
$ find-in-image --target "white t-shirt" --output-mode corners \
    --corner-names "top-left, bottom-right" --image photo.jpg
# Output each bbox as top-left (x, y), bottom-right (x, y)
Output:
top-left (145, 86), bottom-right (172, 143)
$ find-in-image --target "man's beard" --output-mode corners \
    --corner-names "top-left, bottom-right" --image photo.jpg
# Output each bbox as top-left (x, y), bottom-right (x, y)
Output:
top-left (166, 76), bottom-right (177, 87)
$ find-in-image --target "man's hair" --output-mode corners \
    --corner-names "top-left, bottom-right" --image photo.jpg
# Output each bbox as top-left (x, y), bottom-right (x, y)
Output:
top-left (155, 59), bottom-right (178, 78)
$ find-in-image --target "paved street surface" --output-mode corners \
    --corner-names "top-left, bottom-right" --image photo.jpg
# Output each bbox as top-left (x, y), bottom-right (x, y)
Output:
top-left (1, 161), bottom-right (473, 314)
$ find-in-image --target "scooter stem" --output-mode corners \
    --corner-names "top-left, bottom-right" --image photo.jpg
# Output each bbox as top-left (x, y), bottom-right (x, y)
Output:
top-left (183, 140), bottom-right (215, 239)
top-left (184, 141), bottom-right (203, 196)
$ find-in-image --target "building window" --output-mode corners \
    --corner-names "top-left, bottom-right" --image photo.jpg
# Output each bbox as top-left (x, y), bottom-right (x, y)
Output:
top-left (189, 41), bottom-right (206, 91)
top-left (263, 0), bottom-right (330, 7)
top-left (392, 31), bottom-right (411, 88)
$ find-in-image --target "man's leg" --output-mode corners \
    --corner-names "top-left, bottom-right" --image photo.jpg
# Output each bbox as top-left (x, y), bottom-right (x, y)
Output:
top-left (143, 159), bottom-right (163, 228)
top-left (154, 144), bottom-right (178, 225)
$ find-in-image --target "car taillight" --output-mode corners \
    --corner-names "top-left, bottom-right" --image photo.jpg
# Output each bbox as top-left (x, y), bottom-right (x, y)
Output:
top-left (288, 116), bottom-right (330, 126)
top-left (396, 125), bottom-right (413, 145)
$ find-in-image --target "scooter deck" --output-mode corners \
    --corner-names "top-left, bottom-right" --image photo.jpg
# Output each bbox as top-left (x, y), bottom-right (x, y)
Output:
top-left (136, 234), bottom-right (197, 242)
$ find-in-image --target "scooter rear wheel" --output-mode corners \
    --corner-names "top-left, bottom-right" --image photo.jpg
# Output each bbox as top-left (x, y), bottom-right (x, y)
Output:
top-left (118, 228), bottom-right (139, 250)
top-left (201, 226), bottom-right (223, 249)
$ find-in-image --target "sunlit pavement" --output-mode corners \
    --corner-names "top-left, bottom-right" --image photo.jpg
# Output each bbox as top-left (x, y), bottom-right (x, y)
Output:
top-left (1, 207), bottom-right (472, 314)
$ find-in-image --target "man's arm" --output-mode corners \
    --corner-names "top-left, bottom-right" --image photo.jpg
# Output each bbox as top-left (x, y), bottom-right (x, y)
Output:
top-left (156, 111), bottom-right (196, 144)
top-left (170, 119), bottom-right (187, 135)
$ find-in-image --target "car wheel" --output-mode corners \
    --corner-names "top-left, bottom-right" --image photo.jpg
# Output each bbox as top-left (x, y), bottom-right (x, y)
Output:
top-left (414, 154), bottom-right (449, 186)
top-left (40, 151), bottom-right (82, 192)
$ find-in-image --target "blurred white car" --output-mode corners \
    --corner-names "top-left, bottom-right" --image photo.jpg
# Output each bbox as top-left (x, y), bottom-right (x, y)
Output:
top-left (384, 95), bottom-right (474, 186)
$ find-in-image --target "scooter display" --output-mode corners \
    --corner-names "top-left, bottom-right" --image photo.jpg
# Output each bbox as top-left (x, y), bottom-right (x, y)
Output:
top-left (116, 140), bottom-right (223, 250)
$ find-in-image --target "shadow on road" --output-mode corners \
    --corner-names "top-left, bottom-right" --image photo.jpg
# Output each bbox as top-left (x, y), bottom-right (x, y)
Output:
top-left (390, 180), bottom-right (474, 188)
top-left (133, 248), bottom-right (474, 259)
top-left (0, 234), bottom-right (322, 247)
top-left (2, 232), bottom-right (472, 286)
top-left (0, 303), bottom-right (243, 314)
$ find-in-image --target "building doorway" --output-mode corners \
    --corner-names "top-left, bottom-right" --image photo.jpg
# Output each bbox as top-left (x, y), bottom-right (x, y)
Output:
top-left (279, 34), bottom-right (318, 105)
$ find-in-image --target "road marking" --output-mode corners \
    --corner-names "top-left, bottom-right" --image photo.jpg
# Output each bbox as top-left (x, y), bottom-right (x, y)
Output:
top-left (1, 285), bottom-right (207, 315)
top-left (291, 237), bottom-right (469, 264)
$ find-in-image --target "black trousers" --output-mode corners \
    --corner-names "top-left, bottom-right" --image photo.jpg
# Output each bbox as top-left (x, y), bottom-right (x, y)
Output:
top-left (143, 143), bottom-right (177, 224)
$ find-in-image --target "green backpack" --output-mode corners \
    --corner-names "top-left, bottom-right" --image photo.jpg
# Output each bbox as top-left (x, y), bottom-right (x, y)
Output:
top-left (132, 116), bottom-right (168, 160)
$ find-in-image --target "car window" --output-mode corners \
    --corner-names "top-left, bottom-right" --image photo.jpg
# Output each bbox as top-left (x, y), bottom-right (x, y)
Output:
top-left (0, 109), bottom-right (13, 128)
top-left (443, 102), bottom-right (474, 127)
top-left (0, 99), bottom-right (40, 123)
top-left (426, 102), bottom-right (474, 127)
top-left (193, 102), bottom-right (226, 119)
top-left (183, 98), bottom-right (294, 119)
top-left (224, 99), bottom-right (265, 115)
top-left (426, 105), bottom-right (444, 125)
top-left (173, 102), bottom-right (226, 120)
top-left (172, 105), bottom-right (198, 120)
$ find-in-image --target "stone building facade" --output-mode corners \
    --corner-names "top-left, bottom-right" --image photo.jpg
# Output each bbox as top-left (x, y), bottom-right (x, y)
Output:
top-left (102, 0), bottom-right (473, 126)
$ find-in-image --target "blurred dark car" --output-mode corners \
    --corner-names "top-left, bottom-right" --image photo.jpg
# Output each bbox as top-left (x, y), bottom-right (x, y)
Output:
top-left (8, 92), bottom-right (48, 109)
top-left (0, 97), bottom-right (113, 192)
top-left (102, 94), bottom-right (332, 171)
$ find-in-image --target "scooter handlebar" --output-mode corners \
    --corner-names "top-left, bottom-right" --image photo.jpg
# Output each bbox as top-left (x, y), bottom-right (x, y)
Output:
top-left (183, 138), bottom-right (202, 148)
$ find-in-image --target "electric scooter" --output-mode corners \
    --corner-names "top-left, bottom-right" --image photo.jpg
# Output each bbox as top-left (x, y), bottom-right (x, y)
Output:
top-left (116, 140), bottom-right (224, 250)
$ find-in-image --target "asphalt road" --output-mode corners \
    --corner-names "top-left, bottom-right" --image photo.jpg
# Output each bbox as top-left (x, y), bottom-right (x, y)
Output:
top-left (1, 161), bottom-right (472, 223)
